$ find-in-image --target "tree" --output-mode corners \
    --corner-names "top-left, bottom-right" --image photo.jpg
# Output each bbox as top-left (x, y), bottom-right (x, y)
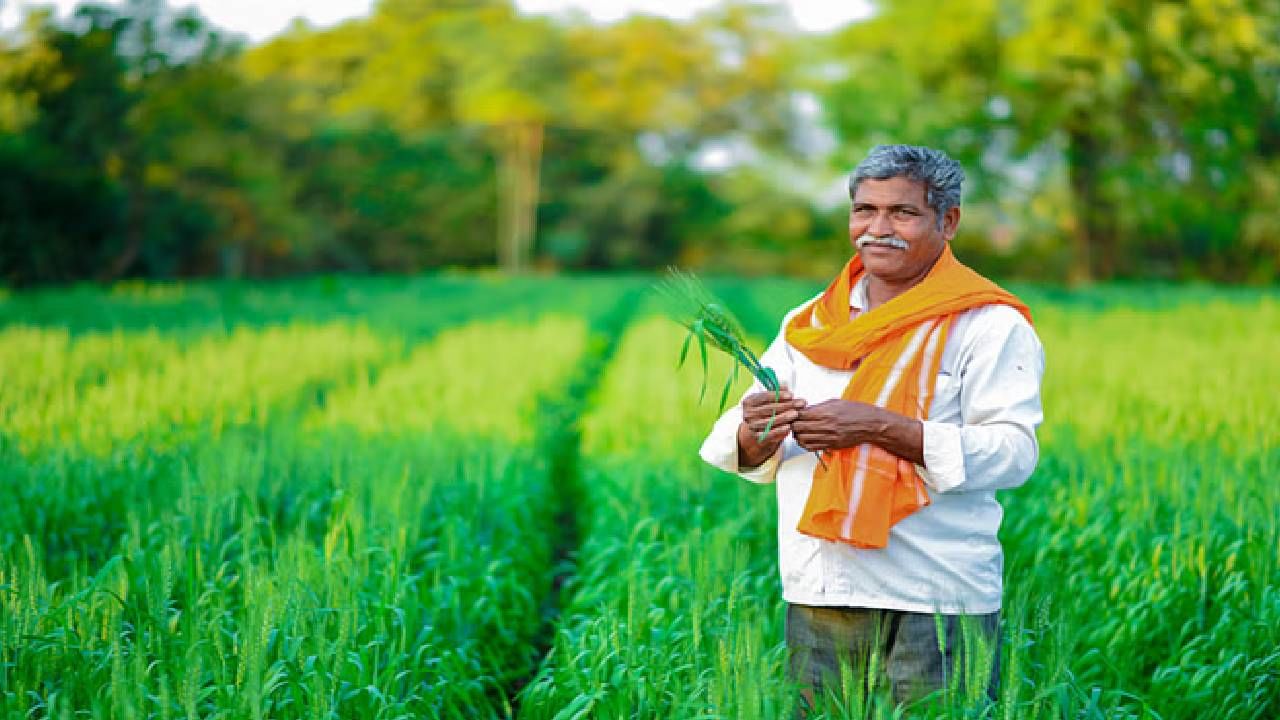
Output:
top-left (0, 5), bottom-right (133, 283)
top-left (244, 0), bottom-right (563, 272)
top-left (820, 0), bottom-right (1280, 283)
top-left (547, 4), bottom-right (806, 268)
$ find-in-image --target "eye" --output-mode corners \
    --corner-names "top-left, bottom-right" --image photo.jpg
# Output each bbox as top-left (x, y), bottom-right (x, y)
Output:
top-left (852, 206), bottom-right (874, 216)
top-left (893, 208), bottom-right (919, 221)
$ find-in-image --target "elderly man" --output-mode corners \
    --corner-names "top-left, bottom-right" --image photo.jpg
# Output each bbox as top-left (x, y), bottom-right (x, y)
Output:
top-left (699, 144), bottom-right (1044, 710)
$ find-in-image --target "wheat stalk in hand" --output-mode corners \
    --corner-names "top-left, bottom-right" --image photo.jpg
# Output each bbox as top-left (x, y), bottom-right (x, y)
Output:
top-left (656, 268), bottom-right (783, 440)
top-left (657, 269), bottom-right (829, 469)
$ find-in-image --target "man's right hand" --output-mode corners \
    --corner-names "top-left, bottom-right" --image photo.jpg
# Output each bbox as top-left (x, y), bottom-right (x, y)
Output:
top-left (737, 390), bottom-right (807, 469)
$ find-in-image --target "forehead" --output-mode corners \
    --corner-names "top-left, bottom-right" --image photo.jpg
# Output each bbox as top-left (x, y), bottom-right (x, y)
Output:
top-left (852, 176), bottom-right (928, 207)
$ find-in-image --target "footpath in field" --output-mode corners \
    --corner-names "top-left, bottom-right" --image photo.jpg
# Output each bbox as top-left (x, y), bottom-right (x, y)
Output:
top-left (517, 281), bottom-right (809, 719)
top-left (517, 283), bottom-right (1279, 720)
top-left (0, 276), bottom-right (566, 575)
top-left (2, 278), bottom-right (1275, 719)
top-left (0, 276), bottom-right (647, 718)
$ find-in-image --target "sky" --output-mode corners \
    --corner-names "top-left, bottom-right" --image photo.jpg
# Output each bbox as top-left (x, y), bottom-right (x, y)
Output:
top-left (0, 0), bottom-right (874, 41)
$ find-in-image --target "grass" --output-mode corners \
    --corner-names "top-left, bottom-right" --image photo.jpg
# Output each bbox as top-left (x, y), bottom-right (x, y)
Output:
top-left (0, 277), bottom-right (637, 718)
top-left (0, 275), bottom-right (1274, 719)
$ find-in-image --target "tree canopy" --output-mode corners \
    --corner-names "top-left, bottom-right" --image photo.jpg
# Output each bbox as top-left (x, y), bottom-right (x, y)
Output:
top-left (2, 0), bottom-right (1277, 286)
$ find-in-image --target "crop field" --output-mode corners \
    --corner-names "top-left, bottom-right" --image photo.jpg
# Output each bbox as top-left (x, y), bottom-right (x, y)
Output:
top-left (1, 276), bottom-right (1276, 719)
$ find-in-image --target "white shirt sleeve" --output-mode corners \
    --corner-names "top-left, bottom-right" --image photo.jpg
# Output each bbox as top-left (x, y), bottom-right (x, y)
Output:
top-left (916, 307), bottom-right (1045, 494)
top-left (698, 312), bottom-right (800, 484)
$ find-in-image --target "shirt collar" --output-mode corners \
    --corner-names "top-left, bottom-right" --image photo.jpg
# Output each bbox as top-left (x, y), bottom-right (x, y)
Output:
top-left (849, 274), bottom-right (870, 314)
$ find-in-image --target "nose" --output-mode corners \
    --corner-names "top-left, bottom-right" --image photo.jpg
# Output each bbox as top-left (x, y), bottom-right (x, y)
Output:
top-left (867, 211), bottom-right (894, 237)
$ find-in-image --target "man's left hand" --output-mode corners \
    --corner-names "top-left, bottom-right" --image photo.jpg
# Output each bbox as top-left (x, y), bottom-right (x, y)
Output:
top-left (792, 399), bottom-right (927, 465)
top-left (791, 399), bottom-right (887, 452)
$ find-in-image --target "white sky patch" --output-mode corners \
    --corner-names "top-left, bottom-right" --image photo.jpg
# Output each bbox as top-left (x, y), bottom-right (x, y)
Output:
top-left (2, 0), bottom-right (872, 41)
top-left (692, 135), bottom-right (763, 172)
top-left (784, 0), bottom-right (873, 32)
top-left (185, 0), bottom-right (376, 40)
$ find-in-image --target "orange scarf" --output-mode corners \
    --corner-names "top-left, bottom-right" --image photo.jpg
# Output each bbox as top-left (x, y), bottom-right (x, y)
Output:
top-left (784, 245), bottom-right (1031, 549)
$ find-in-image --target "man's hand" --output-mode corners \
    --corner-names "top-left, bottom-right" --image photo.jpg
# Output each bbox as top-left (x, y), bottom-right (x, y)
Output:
top-left (791, 399), bottom-right (881, 452)
top-left (792, 399), bottom-right (925, 465)
top-left (737, 390), bottom-right (806, 469)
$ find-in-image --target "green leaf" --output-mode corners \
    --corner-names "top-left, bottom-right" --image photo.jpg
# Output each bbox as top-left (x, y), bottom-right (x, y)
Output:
top-left (695, 320), bottom-right (709, 402)
top-left (757, 406), bottom-right (776, 443)
top-left (677, 329), bottom-right (693, 369)
top-left (762, 366), bottom-right (779, 393)
top-left (718, 357), bottom-right (740, 412)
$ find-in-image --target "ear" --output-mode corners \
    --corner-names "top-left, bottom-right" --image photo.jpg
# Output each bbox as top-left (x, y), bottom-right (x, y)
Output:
top-left (941, 206), bottom-right (961, 241)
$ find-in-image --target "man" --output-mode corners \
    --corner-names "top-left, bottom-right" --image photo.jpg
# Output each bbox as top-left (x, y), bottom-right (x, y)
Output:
top-left (699, 144), bottom-right (1044, 711)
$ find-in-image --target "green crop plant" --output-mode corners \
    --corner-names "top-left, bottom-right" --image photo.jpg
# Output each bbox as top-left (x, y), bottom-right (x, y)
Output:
top-left (0, 428), bottom-right (564, 718)
top-left (0, 277), bottom-right (621, 719)
top-left (524, 283), bottom-right (1279, 720)
top-left (0, 277), bottom-right (1275, 720)
top-left (313, 315), bottom-right (587, 444)
top-left (657, 269), bottom-right (780, 411)
top-left (6, 323), bottom-right (399, 456)
top-left (522, 308), bottom-right (795, 718)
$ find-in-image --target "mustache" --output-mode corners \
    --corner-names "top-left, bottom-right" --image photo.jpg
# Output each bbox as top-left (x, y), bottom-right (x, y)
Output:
top-left (855, 234), bottom-right (909, 250)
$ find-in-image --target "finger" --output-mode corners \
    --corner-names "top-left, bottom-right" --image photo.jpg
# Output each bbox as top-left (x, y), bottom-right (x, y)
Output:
top-left (797, 399), bottom-right (834, 414)
top-left (794, 405), bottom-right (819, 418)
top-left (747, 409), bottom-right (798, 425)
top-left (769, 409), bottom-right (803, 426)
top-left (746, 390), bottom-right (792, 404)
top-left (760, 426), bottom-right (791, 445)
top-left (794, 435), bottom-right (821, 451)
top-left (772, 401), bottom-right (806, 414)
top-left (793, 412), bottom-right (834, 427)
top-left (793, 429), bottom-right (832, 447)
top-left (796, 438), bottom-right (829, 452)
top-left (745, 426), bottom-right (789, 452)
top-left (746, 405), bottom-right (801, 423)
top-left (748, 415), bottom-right (798, 433)
top-left (747, 392), bottom-right (793, 409)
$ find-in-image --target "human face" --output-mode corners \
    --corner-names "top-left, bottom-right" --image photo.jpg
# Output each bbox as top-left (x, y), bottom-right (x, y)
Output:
top-left (849, 176), bottom-right (959, 287)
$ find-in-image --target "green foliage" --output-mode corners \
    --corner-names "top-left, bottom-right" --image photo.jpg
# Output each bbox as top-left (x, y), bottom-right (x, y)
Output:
top-left (0, 274), bottom-right (640, 717)
top-left (657, 268), bottom-right (778, 413)
top-left (820, 0), bottom-right (1280, 283)
top-left (0, 0), bottom-right (317, 284)
top-left (0, 275), bottom-right (1277, 718)
top-left (289, 125), bottom-right (500, 270)
top-left (2, 0), bottom-right (1278, 284)
top-left (528, 277), bottom-right (1280, 720)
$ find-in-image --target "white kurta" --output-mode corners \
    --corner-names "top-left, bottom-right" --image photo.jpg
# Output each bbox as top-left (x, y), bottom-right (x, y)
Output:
top-left (699, 278), bottom-right (1045, 614)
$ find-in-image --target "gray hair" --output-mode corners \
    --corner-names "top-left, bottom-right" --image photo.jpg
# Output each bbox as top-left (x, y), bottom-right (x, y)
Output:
top-left (848, 145), bottom-right (965, 230)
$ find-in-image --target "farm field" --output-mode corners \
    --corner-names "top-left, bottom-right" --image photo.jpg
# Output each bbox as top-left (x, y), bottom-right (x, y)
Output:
top-left (1, 275), bottom-right (1276, 719)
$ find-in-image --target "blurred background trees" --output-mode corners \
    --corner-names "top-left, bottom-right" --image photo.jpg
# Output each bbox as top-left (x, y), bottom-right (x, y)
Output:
top-left (1, 0), bottom-right (1277, 286)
